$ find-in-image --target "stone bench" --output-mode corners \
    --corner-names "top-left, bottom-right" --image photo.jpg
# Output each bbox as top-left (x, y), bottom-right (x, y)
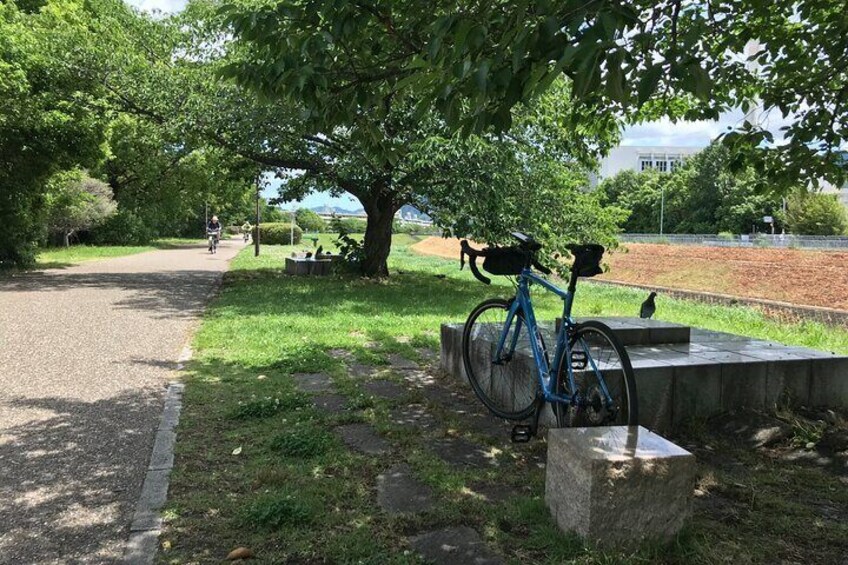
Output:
top-left (285, 257), bottom-right (332, 276)
top-left (545, 426), bottom-right (695, 547)
top-left (440, 319), bottom-right (848, 432)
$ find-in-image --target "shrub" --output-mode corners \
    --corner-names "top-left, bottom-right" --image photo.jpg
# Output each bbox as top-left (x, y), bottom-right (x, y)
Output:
top-left (225, 225), bottom-right (241, 235)
top-left (332, 217), bottom-right (367, 233)
top-left (90, 209), bottom-right (154, 246)
top-left (253, 222), bottom-right (302, 245)
top-left (786, 192), bottom-right (848, 235)
top-left (717, 231), bottom-right (734, 241)
top-left (295, 208), bottom-right (326, 232)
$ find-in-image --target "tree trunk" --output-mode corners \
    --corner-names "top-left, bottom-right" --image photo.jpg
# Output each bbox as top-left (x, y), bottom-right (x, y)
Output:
top-left (63, 230), bottom-right (72, 248)
top-left (360, 196), bottom-right (395, 277)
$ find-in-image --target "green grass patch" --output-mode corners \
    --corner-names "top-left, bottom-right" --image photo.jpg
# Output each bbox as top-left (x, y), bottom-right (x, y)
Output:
top-left (160, 235), bottom-right (848, 563)
top-left (34, 244), bottom-right (154, 267)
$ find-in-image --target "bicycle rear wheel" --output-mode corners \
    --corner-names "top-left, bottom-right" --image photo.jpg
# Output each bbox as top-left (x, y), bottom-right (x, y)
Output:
top-left (462, 298), bottom-right (543, 420)
top-left (553, 320), bottom-right (638, 427)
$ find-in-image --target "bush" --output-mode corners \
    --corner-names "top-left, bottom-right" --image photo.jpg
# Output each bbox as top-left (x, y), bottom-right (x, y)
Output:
top-left (253, 222), bottom-right (302, 245)
top-left (295, 208), bottom-right (326, 232)
top-left (90, 209), bottom-right (154, 246)
top-left (786, 192), bottom-right (848, 235)
top-left (225, 225), bottom-right (241, 235)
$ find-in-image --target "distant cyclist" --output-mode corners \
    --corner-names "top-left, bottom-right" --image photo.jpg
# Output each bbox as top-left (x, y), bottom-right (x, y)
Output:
top-left (207, 215), bottom-right (222, 252)
top-left (241, 220), bottom-right (253, 242)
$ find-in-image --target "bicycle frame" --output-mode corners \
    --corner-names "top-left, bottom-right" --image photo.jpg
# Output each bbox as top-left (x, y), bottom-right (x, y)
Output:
top-left (493, 268), bottom-right (615, 409)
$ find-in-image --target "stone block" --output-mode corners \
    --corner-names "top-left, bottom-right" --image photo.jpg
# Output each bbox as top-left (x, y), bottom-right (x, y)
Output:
top-left (720, 362), bottom-right (768, 411)
top-left (440, 324), bottom-right (463, 379)
top-left (545, 426), bottom-right (695, 547)
top-left (765, 360), bottom-right (811, 408)
top-left (631, 366), bottom-right (674, 434)
top-left (672, 363), bottom-right (722, 425)
top-left (285, 257), bottom-right (332, 276)
top-left (809, 358), bottom-right (848, 408)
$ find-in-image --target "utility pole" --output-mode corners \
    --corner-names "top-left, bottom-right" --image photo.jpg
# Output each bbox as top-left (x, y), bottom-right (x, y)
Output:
top-left (254, 176), bottom-right (261, 256)
top-left (659, 185), bottom-right (665, 236)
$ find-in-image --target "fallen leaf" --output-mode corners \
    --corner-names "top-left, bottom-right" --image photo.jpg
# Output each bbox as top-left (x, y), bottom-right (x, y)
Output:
top-left (226, 547), bottom-right (254, 560)
top-left (232, 446), bottom-right (243, 455)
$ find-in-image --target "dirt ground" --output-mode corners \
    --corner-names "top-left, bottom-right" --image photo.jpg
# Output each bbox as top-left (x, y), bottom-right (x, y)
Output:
top-left (411, 237), bottom-right (848, 311)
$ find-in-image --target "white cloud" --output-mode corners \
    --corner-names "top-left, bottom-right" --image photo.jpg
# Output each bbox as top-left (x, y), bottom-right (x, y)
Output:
top-left (620, 111), bottom-right (749, 148)
top-left (124, 0), bottom-right (186, 14)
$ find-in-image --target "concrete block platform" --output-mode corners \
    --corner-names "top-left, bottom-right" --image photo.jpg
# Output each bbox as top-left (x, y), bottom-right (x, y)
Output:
top-left (440, 318), bottom-right (848, 433)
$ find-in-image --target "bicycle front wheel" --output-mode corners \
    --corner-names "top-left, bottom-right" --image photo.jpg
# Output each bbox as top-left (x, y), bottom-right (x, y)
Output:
top-left (554, 320), bottom-right (638, 427)
top-left (462, 298), bottom-right (543, 420)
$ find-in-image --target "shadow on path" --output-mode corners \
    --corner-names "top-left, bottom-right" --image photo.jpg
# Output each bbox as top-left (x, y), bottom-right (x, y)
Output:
top-left (0, 270), bottom-right (222, 319)
top-left (0, 390), bottom-right (163, 564)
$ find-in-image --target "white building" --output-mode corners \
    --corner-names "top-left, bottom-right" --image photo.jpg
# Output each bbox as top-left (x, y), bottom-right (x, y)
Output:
top-left (592, 145), bottom-right (704, 185)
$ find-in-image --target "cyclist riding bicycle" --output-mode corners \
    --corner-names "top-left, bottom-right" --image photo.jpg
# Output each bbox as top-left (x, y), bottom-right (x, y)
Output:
top-left (241, 221), bottom-right (252, 241)
top-left (207, 215), bottom-right (222, 252)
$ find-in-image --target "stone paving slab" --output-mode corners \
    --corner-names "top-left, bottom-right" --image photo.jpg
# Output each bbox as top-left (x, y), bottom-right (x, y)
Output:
top-left (292, 373), bottom-right (333, 393)
top-left (390, 404), bottom-right (438, 429)
top-left (388, 353), bottom-right (419, 370)
top-left (433, 438), bottom-right (499, 468)
top-left (335, 424), bottom-right (390, 455)
top-left (312, 393), bottom-right (348, 414)
top-left (363, 380), bottom-right (408, 400)
top-left (377, 463), bottom-right (434, 514)
top-left (409, 527), bottom-right (503, 565)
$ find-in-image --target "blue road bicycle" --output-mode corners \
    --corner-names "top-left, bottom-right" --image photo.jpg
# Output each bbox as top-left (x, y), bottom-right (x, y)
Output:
top-left (460, 233), bottom-right (638, 441)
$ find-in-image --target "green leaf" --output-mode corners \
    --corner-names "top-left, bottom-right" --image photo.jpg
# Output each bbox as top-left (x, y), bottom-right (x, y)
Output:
top-left (637, 64), bottom-right (662, 106)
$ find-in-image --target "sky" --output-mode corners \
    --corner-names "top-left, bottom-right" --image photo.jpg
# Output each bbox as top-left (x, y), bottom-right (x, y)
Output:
top-left (123, 0), bottom-right (755, 210)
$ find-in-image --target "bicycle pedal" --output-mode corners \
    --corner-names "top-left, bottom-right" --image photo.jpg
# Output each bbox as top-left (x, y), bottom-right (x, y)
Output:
top-left (511, 425), bottom-right (534, 443)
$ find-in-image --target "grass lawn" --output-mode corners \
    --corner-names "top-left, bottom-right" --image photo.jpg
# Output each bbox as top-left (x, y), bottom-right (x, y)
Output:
top-left (160, 235), bottom-right (848, 563)
top-left (34, 244), bottom-right (155, 268)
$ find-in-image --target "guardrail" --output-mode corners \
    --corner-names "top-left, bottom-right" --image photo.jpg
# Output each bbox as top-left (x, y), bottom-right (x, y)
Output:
top-left (619, 233), bottom-right (848, 250)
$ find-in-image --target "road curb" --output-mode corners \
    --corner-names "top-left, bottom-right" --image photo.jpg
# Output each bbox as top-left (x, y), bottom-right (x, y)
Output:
top-left (122, 382), bottom-right (185, 565)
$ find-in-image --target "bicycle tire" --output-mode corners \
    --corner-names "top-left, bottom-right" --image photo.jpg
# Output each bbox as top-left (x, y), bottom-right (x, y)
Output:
top-left (553, 320), bottom-right (638, 427)
top-left (462, 298), bottom-right (543, 420)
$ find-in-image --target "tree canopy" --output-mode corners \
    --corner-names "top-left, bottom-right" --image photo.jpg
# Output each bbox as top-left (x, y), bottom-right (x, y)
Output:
top-left (222, 0), bottom-right (848, 190)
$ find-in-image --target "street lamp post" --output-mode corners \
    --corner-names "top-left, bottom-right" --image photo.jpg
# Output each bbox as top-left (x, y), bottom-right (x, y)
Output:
top-left (659, 185), bottom-right (665, 236)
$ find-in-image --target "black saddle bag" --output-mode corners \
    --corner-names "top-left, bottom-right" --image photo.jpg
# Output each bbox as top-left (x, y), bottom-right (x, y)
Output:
top-left (482, 247), bottom-right (526, 276)
top-left (568, 244), bottom-right (605, 277)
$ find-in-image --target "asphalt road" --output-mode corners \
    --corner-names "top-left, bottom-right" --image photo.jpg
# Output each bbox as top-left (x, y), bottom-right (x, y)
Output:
top-left (0, 240), bottom-right (243, 564)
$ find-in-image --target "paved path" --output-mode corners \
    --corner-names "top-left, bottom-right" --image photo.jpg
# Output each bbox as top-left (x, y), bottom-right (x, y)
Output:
top-left (0, 240), bottom-right (244, 564)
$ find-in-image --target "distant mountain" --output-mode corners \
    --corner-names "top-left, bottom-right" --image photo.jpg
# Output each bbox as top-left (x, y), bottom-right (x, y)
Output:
top-left (396, 204), bottom-right (431, 222)
top-left (310, 205), bottom-right (366, 216)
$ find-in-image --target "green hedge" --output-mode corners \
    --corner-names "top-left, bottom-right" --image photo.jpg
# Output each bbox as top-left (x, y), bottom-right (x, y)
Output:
top-left (253, 222), bottom-right (302, 245)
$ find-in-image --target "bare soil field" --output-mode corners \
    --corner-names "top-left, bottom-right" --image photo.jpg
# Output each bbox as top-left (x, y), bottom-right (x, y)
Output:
top-left (411, 237), bottom-right (848, 311)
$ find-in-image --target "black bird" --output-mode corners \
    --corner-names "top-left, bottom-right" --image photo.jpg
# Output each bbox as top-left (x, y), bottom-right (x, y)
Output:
top-left (640, 292), bottom-right (657, 319)
top-left (305, 251), bottom-right (313, 259)
top-left (316, 245), bottom-right (324, 257)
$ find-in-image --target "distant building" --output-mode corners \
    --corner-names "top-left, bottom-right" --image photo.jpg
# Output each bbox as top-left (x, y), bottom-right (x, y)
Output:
top-left (591, 145), bottom-right (704, 186)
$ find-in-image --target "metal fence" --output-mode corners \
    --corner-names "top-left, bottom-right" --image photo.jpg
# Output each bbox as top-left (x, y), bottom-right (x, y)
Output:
top-left (619, 233), bottom-right (848, 250)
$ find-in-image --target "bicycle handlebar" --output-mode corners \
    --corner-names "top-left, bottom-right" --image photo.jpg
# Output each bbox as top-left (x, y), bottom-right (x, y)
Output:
top-left (460, 240), bottom-right (492, 285)
top-left (460, 239), bottom-right (552, 285)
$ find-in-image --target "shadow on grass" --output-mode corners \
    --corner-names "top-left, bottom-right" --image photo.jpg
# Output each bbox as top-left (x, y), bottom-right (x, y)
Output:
top-left (0, 390), bottom-right (164, 562)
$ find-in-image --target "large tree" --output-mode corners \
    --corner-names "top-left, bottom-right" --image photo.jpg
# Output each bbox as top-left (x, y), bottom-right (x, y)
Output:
top-left (83, 0), bottom-right (622, 276)
top-left (222, 0), bottom-right (848, 191)
top-left (0, 0), bottom-right (105, 265)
